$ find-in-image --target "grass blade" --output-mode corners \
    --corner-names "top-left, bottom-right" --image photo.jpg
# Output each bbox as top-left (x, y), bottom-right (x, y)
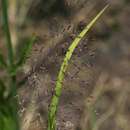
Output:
top-left (16, 35), bottom-right (36, 67)
top-left (1, 0), bottom-right (14, 66)
top-left (48, 4), bottom-right (109, 130)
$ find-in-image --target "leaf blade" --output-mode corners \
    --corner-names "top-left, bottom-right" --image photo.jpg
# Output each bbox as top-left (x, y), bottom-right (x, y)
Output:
top-left (48, 4), bottom-right (109, 130)
top-left (16, 35), bottom-right (36, 67)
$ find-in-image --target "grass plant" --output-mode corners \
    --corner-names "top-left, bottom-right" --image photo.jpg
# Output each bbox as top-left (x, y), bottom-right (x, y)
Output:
top-left (0, 1), bottom-right (109, 129)
top-left (47, 5), bottom-right (109, 130)
top-left (0, 0), bottom-right (36, 129)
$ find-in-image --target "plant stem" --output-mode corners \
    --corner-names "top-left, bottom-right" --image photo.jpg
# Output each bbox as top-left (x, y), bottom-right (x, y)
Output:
top-left (1, 0), bottom-right (14, 66)
top-left (1, 0), bottom-right (20, 130)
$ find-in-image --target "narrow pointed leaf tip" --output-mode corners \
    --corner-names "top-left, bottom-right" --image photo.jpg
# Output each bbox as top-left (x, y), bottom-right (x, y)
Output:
top-left (16, 35), bottom-right (36, 67)
top-left (48, 4), bottom-right (109, 130)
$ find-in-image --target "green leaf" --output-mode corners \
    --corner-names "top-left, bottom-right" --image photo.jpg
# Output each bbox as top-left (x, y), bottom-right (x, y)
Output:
top-left (48, 5), bottom-right (109, 130)
top-left (1, 0), bottom-right (14, 66)
top-left (16, 35), bottom-right (36, 67)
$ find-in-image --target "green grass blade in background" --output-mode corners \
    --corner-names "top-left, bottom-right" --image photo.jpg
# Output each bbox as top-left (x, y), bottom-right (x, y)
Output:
top-left (48, 4), bottom-right (109, 130)
top-left (1, 0), bottom-right (14, 66)
top-left (16, 36), bottom-right (36, 67)
top-left (1, 0), bottom-right (36, 130)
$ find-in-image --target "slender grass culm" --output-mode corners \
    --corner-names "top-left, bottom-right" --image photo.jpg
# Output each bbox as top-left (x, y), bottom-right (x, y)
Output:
top-left (0, 0), bottom-right (36, 130)
top-left (47, 5), bottom-right (109, 130)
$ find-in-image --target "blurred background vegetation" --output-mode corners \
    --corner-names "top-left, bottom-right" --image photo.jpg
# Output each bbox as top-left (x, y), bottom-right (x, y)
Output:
top-left (0, 0), bottom-right (130, 130)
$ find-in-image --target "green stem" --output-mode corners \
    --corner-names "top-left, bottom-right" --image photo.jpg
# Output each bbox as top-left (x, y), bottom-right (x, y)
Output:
top-left (1, 1), bottom-right (19, 129)
top-left (1, 0), bottom-right (14, 66)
